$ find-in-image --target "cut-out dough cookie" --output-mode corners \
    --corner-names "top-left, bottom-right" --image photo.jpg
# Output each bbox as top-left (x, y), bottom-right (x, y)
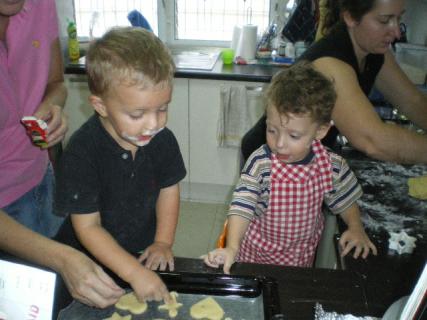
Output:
top-left (190, 296), bottom-right (224, 320)
top-left (115, 292), bottom-right (147, 315)
top-left (104, 312), bottom-right (132, 320)
top-left (158, 291), bottom-right (183, 318)
top-left (408, 176), bottom-right (427, 200)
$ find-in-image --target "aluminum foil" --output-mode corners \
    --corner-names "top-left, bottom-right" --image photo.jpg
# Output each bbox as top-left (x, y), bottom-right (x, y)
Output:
top-left (314, 303), bottom-right (380, 320)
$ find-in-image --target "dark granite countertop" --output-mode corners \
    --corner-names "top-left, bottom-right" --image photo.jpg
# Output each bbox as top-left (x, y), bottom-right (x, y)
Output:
top-left (172, 257), bottom-right (372, 319)
top-left (65, 56), bottom-right (284, 83)
top-left (336, 147), bottom-right (427, 315)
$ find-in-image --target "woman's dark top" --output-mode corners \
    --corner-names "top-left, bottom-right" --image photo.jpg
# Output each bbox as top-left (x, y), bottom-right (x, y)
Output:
top-left (241, 22), bottom-right (385, 161)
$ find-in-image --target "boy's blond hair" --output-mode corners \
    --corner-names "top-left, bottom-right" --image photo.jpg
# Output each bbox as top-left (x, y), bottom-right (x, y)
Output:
top-left (86, 27), bottom-right (175, 96)
top-left (266, 62), bottom-right (336, 125)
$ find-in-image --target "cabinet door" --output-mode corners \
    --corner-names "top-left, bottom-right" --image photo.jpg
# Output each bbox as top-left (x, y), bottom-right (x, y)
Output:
top-left (188, 79), bottom-right (264, 202)
top-left (167, 78), bottom-right (190, 183)
top-left (63, 75), bottom-right (93, 146)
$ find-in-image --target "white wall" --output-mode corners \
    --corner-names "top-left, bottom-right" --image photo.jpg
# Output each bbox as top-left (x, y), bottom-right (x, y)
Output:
top-left (402, 0), bottom-right (427, 45)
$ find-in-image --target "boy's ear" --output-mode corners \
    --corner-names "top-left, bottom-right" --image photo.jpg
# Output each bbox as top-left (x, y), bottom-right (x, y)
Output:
top-left (89, 95), bottom-right (108, 117)
top-left (315, 122), bottom-right (332, 140)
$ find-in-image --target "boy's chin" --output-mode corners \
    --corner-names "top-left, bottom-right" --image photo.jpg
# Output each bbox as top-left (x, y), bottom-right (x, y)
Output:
top-left (132, 139), bottom-right (151, 147)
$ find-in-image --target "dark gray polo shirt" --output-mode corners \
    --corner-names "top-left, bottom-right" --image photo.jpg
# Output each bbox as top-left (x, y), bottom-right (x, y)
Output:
top-left (54, 115), bottom-right (186, 255)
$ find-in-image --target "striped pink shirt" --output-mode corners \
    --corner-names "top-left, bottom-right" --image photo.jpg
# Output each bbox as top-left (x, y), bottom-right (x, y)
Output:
top-left (0, 0), bottom-right (59, 207)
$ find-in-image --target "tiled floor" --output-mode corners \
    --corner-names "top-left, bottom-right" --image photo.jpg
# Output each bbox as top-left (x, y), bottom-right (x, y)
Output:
top-left (173, 201), bottom-right (228, 258)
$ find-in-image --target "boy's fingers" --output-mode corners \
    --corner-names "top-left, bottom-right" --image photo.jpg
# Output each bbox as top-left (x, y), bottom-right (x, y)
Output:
top-left (168, 259), bottom-right (175, 271)
top-left (223, 260), bottom-right (232, 274)
top-left (370, 243), bottom-right (378, 255)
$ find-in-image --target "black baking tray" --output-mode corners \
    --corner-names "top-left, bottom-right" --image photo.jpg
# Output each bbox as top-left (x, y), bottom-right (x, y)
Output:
top-left (57, 271), bottom-right (283, 320)
top-left (158, 271), bottom-right (282, 319)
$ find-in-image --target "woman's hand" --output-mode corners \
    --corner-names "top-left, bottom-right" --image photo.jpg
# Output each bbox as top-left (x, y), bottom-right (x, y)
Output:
top-left (34, 104), bottom-right (68, 148)
top-left (58, 247), bottom-right (125, 308)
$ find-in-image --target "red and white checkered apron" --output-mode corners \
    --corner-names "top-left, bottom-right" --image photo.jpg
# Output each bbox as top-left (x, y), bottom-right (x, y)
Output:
top-left (237, 140), bottom-right (333, 267)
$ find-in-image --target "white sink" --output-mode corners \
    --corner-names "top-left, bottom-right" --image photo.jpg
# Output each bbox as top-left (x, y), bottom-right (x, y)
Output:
top-left (172, 50), bottom-right (220, 70)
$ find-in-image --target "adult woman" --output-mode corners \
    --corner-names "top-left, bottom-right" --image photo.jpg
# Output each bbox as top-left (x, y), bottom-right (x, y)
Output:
top-left (242, 0), bottom-right (427, 164)
top-left (0, 0), bottom-right (124, 310)
top-left (0, 0), bottom-right (67, 237)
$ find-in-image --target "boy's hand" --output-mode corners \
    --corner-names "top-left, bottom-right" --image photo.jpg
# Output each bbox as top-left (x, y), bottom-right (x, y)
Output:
top-left (202, 247), bottom-right (238, 274)
top-left (339, 227), bottom-right (378, 259)
top-left (138, 242), bottom-right (174, 271)
top-left (128, 266), bottom-right (171, 304)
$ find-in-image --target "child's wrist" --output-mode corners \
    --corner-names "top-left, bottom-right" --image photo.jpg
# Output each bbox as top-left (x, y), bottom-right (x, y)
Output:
top-left (154, 240), bottom-right (172, 248)
top-left (120, 260), bottom-right (145, 283)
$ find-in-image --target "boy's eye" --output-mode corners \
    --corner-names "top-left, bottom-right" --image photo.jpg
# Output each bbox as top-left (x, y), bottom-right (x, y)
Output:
top-left (290, 134), bottom-right (300, 140)
top-left (129, 113), bottom-right (143, 120)
top-left (158, 105), bottom-right (169, 112)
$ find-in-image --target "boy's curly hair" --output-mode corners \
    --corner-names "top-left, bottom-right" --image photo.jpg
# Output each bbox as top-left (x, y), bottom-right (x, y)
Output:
top-left (86, 27), bottom-right (175, 96)
top-left (266, 62), bottom-right (336, 125)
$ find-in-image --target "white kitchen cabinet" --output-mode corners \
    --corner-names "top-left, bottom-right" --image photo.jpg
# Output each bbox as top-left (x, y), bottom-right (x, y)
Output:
top-left (63, 74), bottom-right (93, 146)
top-left (187, 79), bottom-right (265, 203)
top-left (166, 78), bottom-right (190, 190)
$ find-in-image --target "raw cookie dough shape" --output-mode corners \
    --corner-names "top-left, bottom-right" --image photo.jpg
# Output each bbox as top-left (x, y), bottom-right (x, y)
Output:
top-left (408, 176), bottom-right (427, 200)
top-left (158, 291), bottom-right (183, 318)
top-left (104, 312), bottom-right (132, 320)
top-left (190, 296), bottom-right (225, 320)
top-left (115, 291), bottom-right (148, 315)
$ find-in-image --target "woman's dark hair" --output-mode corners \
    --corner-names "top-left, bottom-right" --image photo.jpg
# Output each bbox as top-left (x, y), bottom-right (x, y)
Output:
top-left (322, 0), bottom-right (376, 35)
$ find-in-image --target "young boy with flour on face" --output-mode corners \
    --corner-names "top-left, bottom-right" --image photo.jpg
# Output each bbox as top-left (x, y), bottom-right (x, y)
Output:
top-left (54, 27), bottom-right (186, 305)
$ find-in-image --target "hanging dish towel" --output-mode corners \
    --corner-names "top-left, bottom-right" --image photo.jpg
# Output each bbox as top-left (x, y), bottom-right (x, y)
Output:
top-left (217, 85), bottom-right (264, 148)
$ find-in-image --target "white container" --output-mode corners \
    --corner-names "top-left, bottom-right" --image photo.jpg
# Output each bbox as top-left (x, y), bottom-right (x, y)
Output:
top-left (284, 42), bottom-right (295, 58)
top-left (395, 43), bottom-right (427, 71)
top-left (294, 41), bottom-right (307, 58)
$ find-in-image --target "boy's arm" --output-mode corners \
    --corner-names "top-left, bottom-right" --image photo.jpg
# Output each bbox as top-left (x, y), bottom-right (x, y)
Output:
top-left (226, 215), bottom-right (251, 254)
top-left (338, 203), bottom-right (377, 259)
top-left (155, 184), bottom-right (180, 248)
top-left (71, 212), bottom-right (170, 302)
top-left (139, 184), bottom-right (180, 271)
top-left (203, 215), bottom-right (250, 274)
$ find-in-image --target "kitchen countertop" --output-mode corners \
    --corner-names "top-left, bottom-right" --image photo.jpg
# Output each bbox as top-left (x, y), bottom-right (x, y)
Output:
top-left (336, 147), bottom-right (427, 316)
top-left (172, 257), bottom-right (372, 319)
top-left (3, 146), bottom-right (425, 319)
top-left (65, 56), bottom-right (284, 83)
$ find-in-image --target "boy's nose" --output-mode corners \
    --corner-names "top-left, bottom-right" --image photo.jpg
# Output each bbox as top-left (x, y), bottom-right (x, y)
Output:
top-left (144, 114), bottom-right (158, 131)
top-left (275, 135), bottom-right (287, 150)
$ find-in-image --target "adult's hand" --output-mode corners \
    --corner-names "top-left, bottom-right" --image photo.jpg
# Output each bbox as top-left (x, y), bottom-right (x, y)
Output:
top-left (34, 104), bottom-right (68, 148)
top-left (58, 247), bottom-right (125, 308)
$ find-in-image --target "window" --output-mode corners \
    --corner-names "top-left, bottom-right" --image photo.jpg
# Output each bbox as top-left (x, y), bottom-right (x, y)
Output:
top-left (73, 0), bottom-right (158, 39)
top-left (73, 0), bottom-right (285, 46)
top-left (174, 0), bottom-right (270, 41)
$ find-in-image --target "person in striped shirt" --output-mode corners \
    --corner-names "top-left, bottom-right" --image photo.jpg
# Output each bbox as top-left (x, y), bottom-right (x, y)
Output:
top-left (204, 62), bottom-right (377, 273)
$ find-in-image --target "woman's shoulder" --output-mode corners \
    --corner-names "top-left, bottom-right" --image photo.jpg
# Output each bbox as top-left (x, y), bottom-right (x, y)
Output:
top-left (299, 23), bottom-right (353, 63)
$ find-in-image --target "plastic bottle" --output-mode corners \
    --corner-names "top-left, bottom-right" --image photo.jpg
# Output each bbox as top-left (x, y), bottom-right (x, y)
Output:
top-left (284, 42), bottom-right (295, 59)
top-left (294, 41), bottom-right (307, 58)
top-left (67, 21), bottom-right (80, 61)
